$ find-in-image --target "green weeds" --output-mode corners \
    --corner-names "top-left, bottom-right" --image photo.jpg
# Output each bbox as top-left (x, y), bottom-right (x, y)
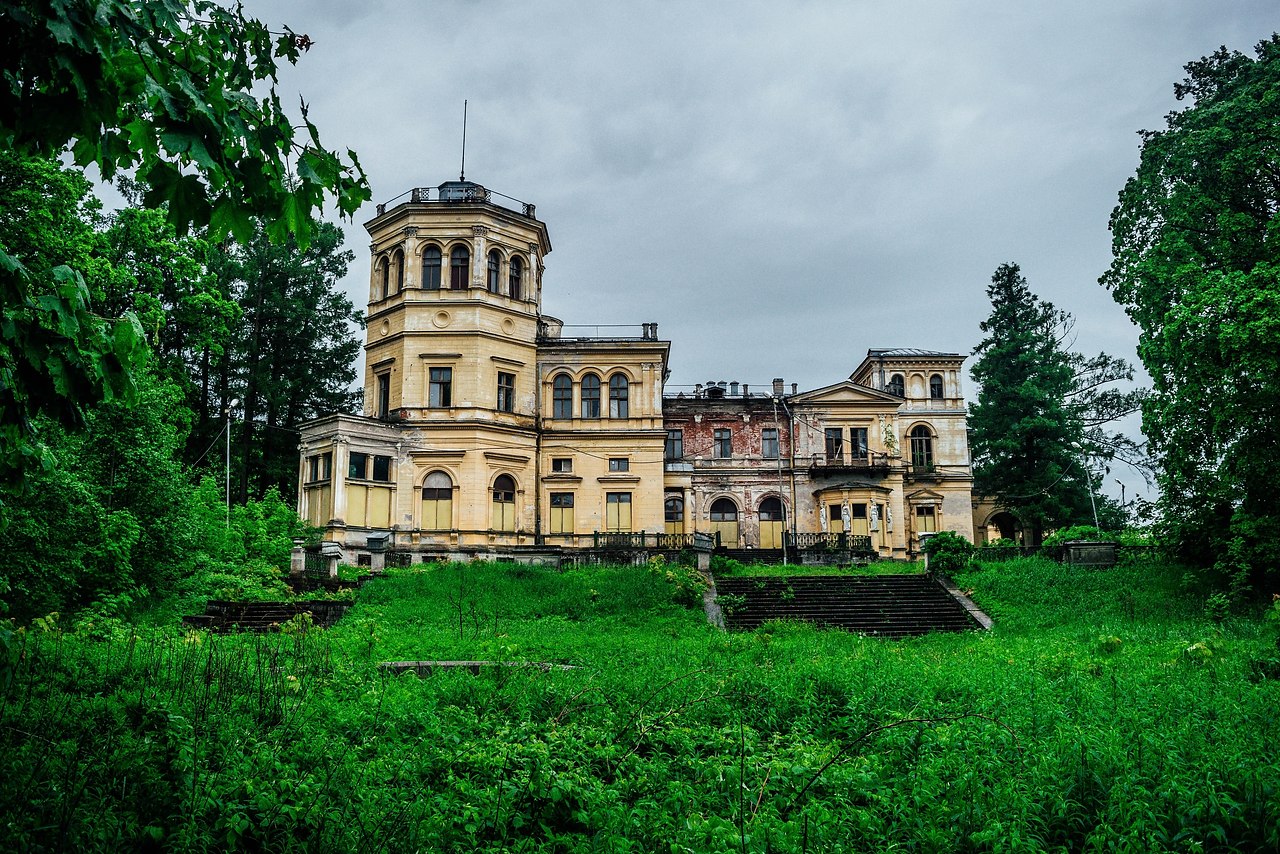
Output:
top-left (2, 556), bottom-right (1278, 851)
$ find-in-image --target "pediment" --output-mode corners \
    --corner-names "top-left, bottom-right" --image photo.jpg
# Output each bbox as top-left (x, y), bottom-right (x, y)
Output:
top-left (906, 487), bottom-right (946, 502)
top-left (789, 380), bottom-right (901, 405)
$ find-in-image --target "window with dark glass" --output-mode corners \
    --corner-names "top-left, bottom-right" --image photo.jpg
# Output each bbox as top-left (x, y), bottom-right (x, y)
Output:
top-left (930, 373), bottom-right (944, 399)
top-left (664, 429), bottom-right (684, 461)
top-left (376, 373), bottom-right (390, 418)
top-left (608, 374), bottom-right (629, 418)
top-left (851, 427), bottom-right (869, 460)
top-left (664, 496), bottom-right (684, 524)
top-left (551, 457), bottom-right (572, 473)
top-left (886, 373), bottom-right (905, 397)
top-left (429, 367), bottom-right (452, 407)
top-left (713, 428), bottom-right (732, 459)
top-left (392, 249), bottom-right (404, 294)
top-left (421, 471), bottom-right (452, 530)
top-left (608, 458), bottom-right (629, 472)
top-left (580, 374), bottom-right (601, 419)
top-left (378, 256), bottom-right (390, 299)
top-left (348, 451), bottom-right (368, 479)
top-left (824, 428), bottom-right (843, 462)
top-left (497, 371), bottom-right (515, 413)
top-left (487, 250), bottom-right (501, 292)
top-left (307, 453), bottom-right (332, 483)
top-left (372, 455), bottom-right (391, 482)
top-left (710, 498), bottom-right (738, 522)
top-left (509, 256), bottom-right (523, 300)
top-left (422, 245), bottom-right (442, 289)
top-left (762, 428), bottom-right (779, 460)
top-left (552, 374), bottom-right (572, 419)
top-left (449, 245), bottom-right (469, 290)
top-left (910, 424), bottom-right (935, 469)
top-left (759, 496), bottom-right (784, 521)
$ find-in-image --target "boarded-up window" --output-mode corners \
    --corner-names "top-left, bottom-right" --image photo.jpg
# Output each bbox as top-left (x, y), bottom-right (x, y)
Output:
top-left (605, 492), bottom-right (632, 532)
top-left (421, 471), bottom-right (452, 531)
top-left (549, 492), bottom-right (574, 534)
top-left (492, 475), bottom-right (516, 532)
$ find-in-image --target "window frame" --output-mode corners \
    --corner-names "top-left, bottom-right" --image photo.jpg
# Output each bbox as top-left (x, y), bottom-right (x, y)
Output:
top-left (372, 455), bottom-right (392, 482)
top-left (551, 457), bottom-right (573, 473)
top-left (608, 457), bottom-right (630, 472)
top-left (509, 255), bottom-right (524, 300)
top-left (497, 371), bottom-right (516, 413)
top-left (824, 427), bottom-right (843, 462)
top-left (552, 374), bottom-right (573, 419)
top-left (605, 491), bottom-right (633, 532)
top-left (580, 373), bottom-right (601, 419)
top-left (909, 424), bottom-right (935, 469)
top-left (664, 429), bottom-right (684, 462)
top-left (375, 373), bottom-right (391, 418)
top-left (886, 373), bottom-right (905, 397)
top-left (449, 244), bottom-right (469, 290)
top-left (713, 428), bottom-right (732, 459)
top-left (422, 245), bottom-right (442, 290)
top-left (929, 373), bottom-right (945, 400)
top-left (348, 451), bottom-right (369, 480)
top-left (608, 374), bottom-right (629, 419)
top-left (762, 427), bottom-right (779, 460)
top-left (549, 491), bottom-right (575, 534)
top-left (428, 367), bottom-right (453, 408)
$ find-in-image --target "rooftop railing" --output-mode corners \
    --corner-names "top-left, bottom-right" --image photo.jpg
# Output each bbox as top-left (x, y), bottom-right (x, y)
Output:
top-left (375, 186), bottom-right (537, 218)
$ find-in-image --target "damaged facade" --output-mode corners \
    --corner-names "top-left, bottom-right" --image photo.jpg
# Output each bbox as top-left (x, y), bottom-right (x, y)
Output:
top-left (298, 180), bottom-right (975, 562)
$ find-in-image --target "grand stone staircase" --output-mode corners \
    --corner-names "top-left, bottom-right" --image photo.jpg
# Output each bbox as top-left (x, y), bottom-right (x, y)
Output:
top-left (712, 574), bottom-right (988, 638)
top-left (182, 599), bottom-right (353, 633)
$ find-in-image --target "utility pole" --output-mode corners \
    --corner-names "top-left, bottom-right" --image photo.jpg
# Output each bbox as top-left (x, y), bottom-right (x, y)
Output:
top-left (226, 398), bottom-right (239, 527)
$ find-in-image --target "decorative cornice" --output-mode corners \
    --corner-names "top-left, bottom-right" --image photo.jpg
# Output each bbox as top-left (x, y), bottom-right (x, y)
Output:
top-left (472, 225), bottom-right (490, 236)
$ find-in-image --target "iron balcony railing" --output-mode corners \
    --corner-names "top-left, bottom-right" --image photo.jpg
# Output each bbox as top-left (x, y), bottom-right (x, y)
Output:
top-left (591, 531), bottom-right (719, 550)
top-left (375, 186), bottom-right (537, 218)
top-left (784, 532), bottom-right (875, 552)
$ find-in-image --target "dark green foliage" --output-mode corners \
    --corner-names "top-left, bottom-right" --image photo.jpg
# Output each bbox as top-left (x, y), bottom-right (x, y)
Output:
top-left (970, 263), bottom-right (1136, 542)
top-left (0, 0), bottom-right (369, 491)
top-left (1102, 35), bottom-right (1280, 590)
top-left (4, 558), bottom-right (1279, 851)
top-left (922, 530), bottom-right (973, 574)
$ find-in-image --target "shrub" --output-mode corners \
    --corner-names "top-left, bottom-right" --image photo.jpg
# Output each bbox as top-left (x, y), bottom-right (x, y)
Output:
top-left (922, 530), bottom-right (973, 574)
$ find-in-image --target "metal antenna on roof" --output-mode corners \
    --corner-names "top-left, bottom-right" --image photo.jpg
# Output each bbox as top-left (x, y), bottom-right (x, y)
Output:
top-left (460, 100), bottom-right (468, 181)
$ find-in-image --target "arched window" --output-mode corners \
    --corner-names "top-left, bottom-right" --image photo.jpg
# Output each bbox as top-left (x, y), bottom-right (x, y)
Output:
top-left (392, 249), bottom-right (404, 294)
top-left (929, 373), bottom-right (944, 399)
top-left (487, 250), bottom-right (501, 293)
top-left (421, 471), bottom-right (452, 531)
top-left (450, 245), bottom-right (469, 290)
top-left (378, 256), bottom-right (390, 300)
top-left (552, 374), bottom-right (573, 419)
top-left (509, 256), bottom-right (524, 300)
top-left (886, 373), bottom-right (905, 397)
top-left (758, 496), bottom-right (784, 550)
top-left (608, 374), bottom-right (629, 419)
top-left (580, 373), bottom-right (601, 419)
top-left (909, 424), bottom-right (935, 470)
top-left (492, 474), bottom-right (516, 532)
top-left (664, 495), bottom-right (684, 536)
top-left (709, 497), bottom-right (740, 548)
top-left (422, 245), bottom-right (442, 290)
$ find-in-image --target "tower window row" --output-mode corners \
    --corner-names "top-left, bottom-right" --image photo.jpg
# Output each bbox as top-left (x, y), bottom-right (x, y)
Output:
top-left (376, 243), bottom-right (529, 300)
top-left (550, 373), bottom-right (631, 419)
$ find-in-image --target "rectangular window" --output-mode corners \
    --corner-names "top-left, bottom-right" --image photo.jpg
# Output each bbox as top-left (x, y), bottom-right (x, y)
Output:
top-left (348, 451), bottom-right (368, 480)
top-left (664, 429), bottom-right (684, 461)
top-left (605, 492), bottom-right (632, 532)
top-left (916, 505), bottom-right (937, 533)
top-left (713, 428), bottom-right (732, 459)
top-left (762, 428), bottom-right (779, 460)
top-left (551, 457), bottom-right (573, 473)
top-left (850, 502), bottom-right (869, 537)
top-left (851, 427), bottom-right (869, 460)
top-left (308, 453), bottom-right (333, 483)
top-left (372, 455), bottom-right (392, 482)
top-left (497, 371), bottom-right (515, 412)
top-left (549, 492), bottom-right (574, 534)
top-left (376, 373), bottom-right (390, 418)
top-left (608, 457), bottom-right (629, 472)
top-left (824, 428), bottom-right (843, 462)
top-left (429, 367), bottom-right (452, 407)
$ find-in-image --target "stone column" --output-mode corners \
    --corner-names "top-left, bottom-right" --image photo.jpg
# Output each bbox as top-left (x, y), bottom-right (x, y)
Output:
top-left (331, 438), bottom-right (348, 524)
top-left (290, 538), bottom-right (306, 576)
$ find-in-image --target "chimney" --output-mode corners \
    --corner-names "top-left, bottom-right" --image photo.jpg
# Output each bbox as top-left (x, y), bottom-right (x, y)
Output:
top-left (742, 384), bottom-right (749, 397)
top-left (772, 377), bottom-right (784, 397)
top-left (695, 383), bottom-right (703, 397)
top-left (729, 381), bottom-right (739, 396)
top-left (791, 383), bottom-right (798, 395)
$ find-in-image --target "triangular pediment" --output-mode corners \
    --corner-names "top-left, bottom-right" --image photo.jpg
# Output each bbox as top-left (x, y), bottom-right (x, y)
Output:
top-left (906, 487), bottom-right (946, 502)
top-left (789, 380), bottom-right (902, 405)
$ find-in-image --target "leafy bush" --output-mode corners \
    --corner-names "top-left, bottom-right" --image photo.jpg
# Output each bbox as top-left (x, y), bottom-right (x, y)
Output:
top-left (922, 530), bottom-right (973, 574)
top-left (1041, 525), bottom-right (1117, 547)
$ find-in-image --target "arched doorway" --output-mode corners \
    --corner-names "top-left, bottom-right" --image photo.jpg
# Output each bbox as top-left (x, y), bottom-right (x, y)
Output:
top-left (491, 474), bottom-right (516, 532)
top-left (709, 498), bottom-right (740, 548)
top-left (421, 471), bottom-right (452, 531)
top-left (758, 497), bottom-right (785, 550)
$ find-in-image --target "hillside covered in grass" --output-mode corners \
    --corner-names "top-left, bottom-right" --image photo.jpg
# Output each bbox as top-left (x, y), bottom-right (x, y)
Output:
top-left (2, 556), bottom-right (1278, 852)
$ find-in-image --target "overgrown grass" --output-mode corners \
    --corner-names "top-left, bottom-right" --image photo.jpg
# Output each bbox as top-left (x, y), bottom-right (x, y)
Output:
top-left (712, 558), bottom-right (926, 577)
top-left (2, 557), bottom-right (1278, 851)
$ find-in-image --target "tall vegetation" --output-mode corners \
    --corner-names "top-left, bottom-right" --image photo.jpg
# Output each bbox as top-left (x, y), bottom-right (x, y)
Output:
top-left (969, 263), bottom-right (1139, 542)
top-left (1102, 35), bottom-right (1280, 591)
top-left (0, 0), bottom-right (369, 489)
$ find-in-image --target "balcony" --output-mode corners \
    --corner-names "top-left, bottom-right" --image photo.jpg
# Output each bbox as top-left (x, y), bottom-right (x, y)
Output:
top-left (538, 321), bottom-right (660, 342)
top-left (807, 452), bottom-right (893, 476)
top-left (374, 183), bottom-right (537, 219)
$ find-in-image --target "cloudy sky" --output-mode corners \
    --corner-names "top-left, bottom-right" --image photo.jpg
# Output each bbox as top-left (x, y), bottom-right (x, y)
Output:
top-left (254, 0), bottom-right (1274, 498)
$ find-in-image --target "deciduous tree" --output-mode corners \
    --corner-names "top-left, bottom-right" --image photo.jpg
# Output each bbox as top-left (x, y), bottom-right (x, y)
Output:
top-left (1102, 35), bottom-right (1280, 589)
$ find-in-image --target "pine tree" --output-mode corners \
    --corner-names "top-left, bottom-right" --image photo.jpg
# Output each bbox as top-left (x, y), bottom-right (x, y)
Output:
top-left (969, 263), bottom-right (1093, 544)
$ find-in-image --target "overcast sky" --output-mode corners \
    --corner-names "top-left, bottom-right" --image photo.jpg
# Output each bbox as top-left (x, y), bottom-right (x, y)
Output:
top-left (251, 0), bottom-right (1274, 499)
